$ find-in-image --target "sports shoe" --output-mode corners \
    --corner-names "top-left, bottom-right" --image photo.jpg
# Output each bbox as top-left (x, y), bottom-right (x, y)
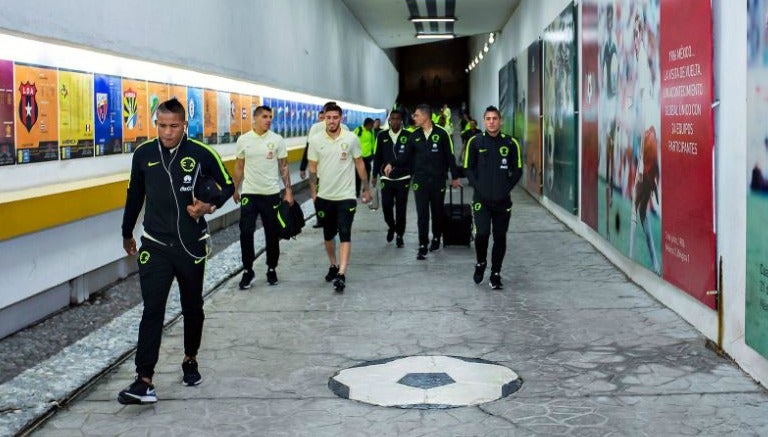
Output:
top-left (182, 358), bottom-right (202, 386)
top-left (396, 235), bottom-right (404, 248)
top-left (239, 269), bottom-right (255, 289)
top-left (266, 268), bottom-right (278, 285)
top-left (325, 265), bottom-right (339, 282)
top-left (333, 274), bottom-right (346, 292)
top-left (489, 272), bottom-right (503, 290)
top-left (312, 222), bottom-right (323, 228)
top-left (417, 245), bottom-right (428, 260)
top-left (473, 262), bottom-right (487, 284)
top-left (429, 238), bottom-right (441, 252)
top-left (387, 228), bottom-right (395, 243)
top-left (117, 377), bottom-right (157, 405)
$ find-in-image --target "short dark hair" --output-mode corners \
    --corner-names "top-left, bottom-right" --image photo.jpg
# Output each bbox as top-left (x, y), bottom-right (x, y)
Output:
top-left (484, 105), bottom-right (501, 117)
top-left (324, 103), bottom-right (342, 115)
top-left (415, 103), bottom-right (432, 116)
top-left (322, 101), bottom-right (338, 111)
top-left (389, 109), bottom-right (403, 117)
top-left (363, 117), bottom-right (374, 126)
top-left (157, 98), bottom-right (186, 120)
top-left (253, 105), bottom-right (272, 117)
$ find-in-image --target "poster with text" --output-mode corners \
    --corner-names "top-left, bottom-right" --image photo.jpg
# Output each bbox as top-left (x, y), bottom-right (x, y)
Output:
top-left (121, 78), bottom-right (148, 152)
top-left (581, 0), bottom-right (599, 230)
top-left (169, 84), bottom-right (187, 109)
top-left (746, 0), bottom-right (768, 355)
top-left (94, 74), bottom-right (123, 156)
top-left (542, 5), bottom-right (577, 212)
top-left (230, 93), bottom-right (243, 141)
top-left (659, 0), bottom-right (715, 306)
top-left (58, 70), bottom-right (94, 160)
top-left (0, 60), bottom-right (15, 165)
top-left (187, 87), bottom-right (203, 141)
top-left (147, 81), bottom-right (169, 131)
top-left (203, 89), bottom-right (217, 144)
top-left (525, 41), bottom-right (542, 195)
top-left (499, 62), bottom-right (510, 133)
top-left (217, 90), bottom-right (230, 143)
top-left (14, 64), bottom-right (59, 163)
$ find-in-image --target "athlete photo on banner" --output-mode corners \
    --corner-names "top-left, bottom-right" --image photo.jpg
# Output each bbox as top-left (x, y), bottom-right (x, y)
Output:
top-left (229, 93), bottom-right (242, 142)
top-left (217, 90), bottom-right (230, 144)
top-left (525, 41), bottom-right (543, 196)
top-left (121, 78), bottom-right (148, 153)
top-left (169, 85), bottom-right (186, 110)
top-left (203, 89), bottom-right (217, 144)
top-left (14, 63), bottom-right (59, 163)
top-left (747, 0), bottom-right (768, 358)
top-left (0, 60), bottom-right (15, 165)
top-left (499, 61), bottom-right (511, 134)
top-left (542, 4), bottom-right (578, 214)
top-left (186, 87), bottom-right (203, 141)
top-left (94, 74), bottom-right (123, 156)
top-left (147, 81), bottom-right (169, 130)
top-left (58, 69), bottom-right (94, 160)
top-left (290, 100), bottom-right (298, 137)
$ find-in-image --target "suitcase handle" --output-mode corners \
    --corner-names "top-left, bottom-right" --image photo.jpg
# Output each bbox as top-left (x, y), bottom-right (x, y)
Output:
top-left (448, 185), bottom-right (463, 206)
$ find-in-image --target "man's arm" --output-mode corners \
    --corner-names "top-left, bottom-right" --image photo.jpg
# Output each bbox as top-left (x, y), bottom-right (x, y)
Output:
top-left (308, 160), bottom-right (318, 200)
top-left (121, 154), bottom-right (145, 255)
top-left (299, 142), bottom-right (309, 179)
top-left (232, 158), bottom-right (244, 203)
top-left (371, 132), bottom-right (383, 184)
top-left (462, 135), bottom-right (478, 189)
top-left (279, 157), bottom-right (294, 204)
top-left (509, 138), bottom-right (523, 189)
top-left (355, 156), bottom-right (371, 203)
top-left (442, 130), bottom-right (461, 187)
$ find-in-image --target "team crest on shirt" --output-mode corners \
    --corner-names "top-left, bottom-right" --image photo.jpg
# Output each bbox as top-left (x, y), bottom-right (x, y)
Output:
top-left (180, 157), bottom-right (196, 172)
top-left (340, 142), bottom-right (349, 160)
top-left (399, 136), bottom-right (407, 144)
top-left (267, 142), bottom-right (275, 159)
top-left (431, 134), bottom-right (439, 142)
top-left (499, 146), bottom-right (509, 157)
top-left (18, 81), bottom-right (39, 133)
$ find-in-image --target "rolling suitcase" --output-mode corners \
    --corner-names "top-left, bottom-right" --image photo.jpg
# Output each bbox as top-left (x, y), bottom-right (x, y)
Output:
top-left (442, 186), bottom-right (472, 246)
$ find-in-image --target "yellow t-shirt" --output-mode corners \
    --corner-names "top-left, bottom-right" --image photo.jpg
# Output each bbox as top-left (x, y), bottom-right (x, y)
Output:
top-left (307, 130), bottom-right (361, 201)
top-left (235, 129), bottom-right (287, 195)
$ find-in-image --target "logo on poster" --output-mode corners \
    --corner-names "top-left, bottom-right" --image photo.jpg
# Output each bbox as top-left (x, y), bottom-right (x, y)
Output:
top-left (97, 93), bottom-right (108, 124)
top-left (123, 89), bottom-right (138, 129)
top-left (18, 81), bottom-right (38, 133)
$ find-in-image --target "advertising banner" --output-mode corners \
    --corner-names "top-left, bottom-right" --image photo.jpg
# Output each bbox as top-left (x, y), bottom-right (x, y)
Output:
top-left (746, 0), bottom-right (768, 356)
top-left (230, 93), bottom-right (243, 141)
top-left (0, 60), bottom-right (15, 165)
top-left (58, 70), bottom-right (94, 160)
top-left (581, 0), bottom-right (599, 230)
top-left (169, 84), bottom-right (187, 109)
top-left (542, 5), bottom-right (578, 212)
top-left (203, 89), bottom-right (217, 144)
top-left (187, 87), bottom-right (203, 141)
top-left (525, 41), bottom-right (542, 196)
top-left (121, 78), bottom-right (148, 152)
top-left (94, 74), bottom-right (123, 156)
top-left (147, 81), bottom-right (169, 131)
top-left (15, 64), bottom-right (58, 163)
top-left (217, 90), bottom-right (230, 143)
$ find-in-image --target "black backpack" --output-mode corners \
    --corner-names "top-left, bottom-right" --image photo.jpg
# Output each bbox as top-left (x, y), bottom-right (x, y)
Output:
top-left (277, 201), bottom-right (306, 239)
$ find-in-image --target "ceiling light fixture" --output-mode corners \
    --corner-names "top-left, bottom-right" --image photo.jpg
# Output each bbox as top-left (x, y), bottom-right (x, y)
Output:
top-left (489, 32), bottom-right (495, 43)
top-left (483, 44), bottom-right (489, 53)
top-left (416, 33), bottom-right (455, 39)
top-left (410, 17), bottom-right (457, 23)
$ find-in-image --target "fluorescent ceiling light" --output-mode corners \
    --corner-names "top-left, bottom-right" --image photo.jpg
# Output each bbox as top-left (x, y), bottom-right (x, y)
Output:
top-left (410, 17), bottom-right (456, 22)
top-left (416, 33), bottom-right (455, 39)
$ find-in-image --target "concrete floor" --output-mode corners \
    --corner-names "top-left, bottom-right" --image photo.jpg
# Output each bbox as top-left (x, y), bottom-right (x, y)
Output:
top-left (33, 188), bottom-right (768, 436)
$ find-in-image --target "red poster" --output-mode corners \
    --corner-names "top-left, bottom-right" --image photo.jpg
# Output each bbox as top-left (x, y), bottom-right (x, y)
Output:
top-left (525, 41), bottom-right (542, 195)
top-left (581, 1), bottom-right (599, 230)
top-left (0, 60), bottom-right (14, 165)
top-left (659, 0), bottom-right (716, 307)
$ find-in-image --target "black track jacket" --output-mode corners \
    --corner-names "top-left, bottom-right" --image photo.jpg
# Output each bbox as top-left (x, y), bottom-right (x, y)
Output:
top-left (392, 124), bottom-right (458, 185)
top-left (372, 128), bottom-right (411, 180)
top-left (463, 132), bottom-right (523, 202)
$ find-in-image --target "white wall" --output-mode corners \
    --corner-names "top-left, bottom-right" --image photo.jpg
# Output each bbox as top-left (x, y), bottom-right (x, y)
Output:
top-left (0, 0), bottom-right (398, 326)
top-left (468, 0), bottom-right (768, 386)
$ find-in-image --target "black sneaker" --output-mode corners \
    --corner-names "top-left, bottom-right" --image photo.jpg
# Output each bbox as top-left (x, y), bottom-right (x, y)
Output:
top-left (396, 235), bottom-right (404, 248)
top-left (417, 246), bottom-right (428, 260)
top-left (312, 222), bottom-right (323, 228)
top-left (239, 269), bottom-right (255, 289)
top-left (429, 238), bottom-right (441, 252)
top-left (182, 358), bottom-right (202, 386)
top-left (473, 262), bottom-right (487, 284)
top-left (489, 272), bottom-right (503, 290)
top-left (325, 265), bottom-right (339, 282)
top-left (266, 268), bottom-right (278, 285)
top-left (387, 228), bottom-right (395, 243)
top-left (118, 377), bottom-right (157, 405)
top-left (333, 274), bottom-right (346, 292)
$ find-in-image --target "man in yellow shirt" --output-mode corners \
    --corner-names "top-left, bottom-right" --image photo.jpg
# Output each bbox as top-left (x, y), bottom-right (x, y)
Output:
top-left (354, 117), bottom-right (375, 197)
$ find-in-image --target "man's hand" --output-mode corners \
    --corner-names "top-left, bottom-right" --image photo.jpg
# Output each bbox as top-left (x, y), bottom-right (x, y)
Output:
top-left (187, 198), bottom-right (215, 220)
top-left (361, 189), bottom-right (372, 204)
top-left (233, 191), bottom-right (241, 204)
top-left (300, 170), bottom-right (307, 180)
top-left (123, 237), bottom-right (137, 256)
top-left (284, 188), bottom-right (294, 205)
top-left (451, 178), bottom-right (462, 188)
top-left (371, 177), bottom-right (378, 188)
top-left (383, 164), bottom-right (393, 177)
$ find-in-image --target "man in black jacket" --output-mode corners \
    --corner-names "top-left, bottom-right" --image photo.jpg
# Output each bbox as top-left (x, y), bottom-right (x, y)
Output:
top-left (384, 103), bottom-right (461, 260)
top-left (372, 109), bottom-right (411, 247)
top-left (462, 106), bottom-right (522, 289)
top-left (119, 98), bottom-right (234, 404)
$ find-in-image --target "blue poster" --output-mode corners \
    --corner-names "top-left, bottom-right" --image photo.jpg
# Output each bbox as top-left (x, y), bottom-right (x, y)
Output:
top-left (93, 74), bottom-right (123, 156)
top-left (187, 87), bottom-right (203, 141)
top-left (275, 99), bottom-right (285, 137)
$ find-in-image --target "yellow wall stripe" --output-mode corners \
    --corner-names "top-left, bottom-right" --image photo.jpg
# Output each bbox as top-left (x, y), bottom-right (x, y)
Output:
top-left (0, 147), bottom-right (304, 242)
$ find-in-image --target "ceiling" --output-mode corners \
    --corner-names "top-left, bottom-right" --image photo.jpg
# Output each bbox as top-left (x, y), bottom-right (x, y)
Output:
top-left (341, 0), bottom-right (521, 49)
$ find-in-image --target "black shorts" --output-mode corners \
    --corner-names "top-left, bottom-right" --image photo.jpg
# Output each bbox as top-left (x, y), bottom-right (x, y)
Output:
top-left (314, 197), bottom-right (357, 242)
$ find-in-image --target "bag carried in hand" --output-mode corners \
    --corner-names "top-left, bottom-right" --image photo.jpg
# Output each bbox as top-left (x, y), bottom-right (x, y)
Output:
top-left (277, 201), bottom-right (306, 240)
top-left (368, 184), bottom-right (380, 210)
